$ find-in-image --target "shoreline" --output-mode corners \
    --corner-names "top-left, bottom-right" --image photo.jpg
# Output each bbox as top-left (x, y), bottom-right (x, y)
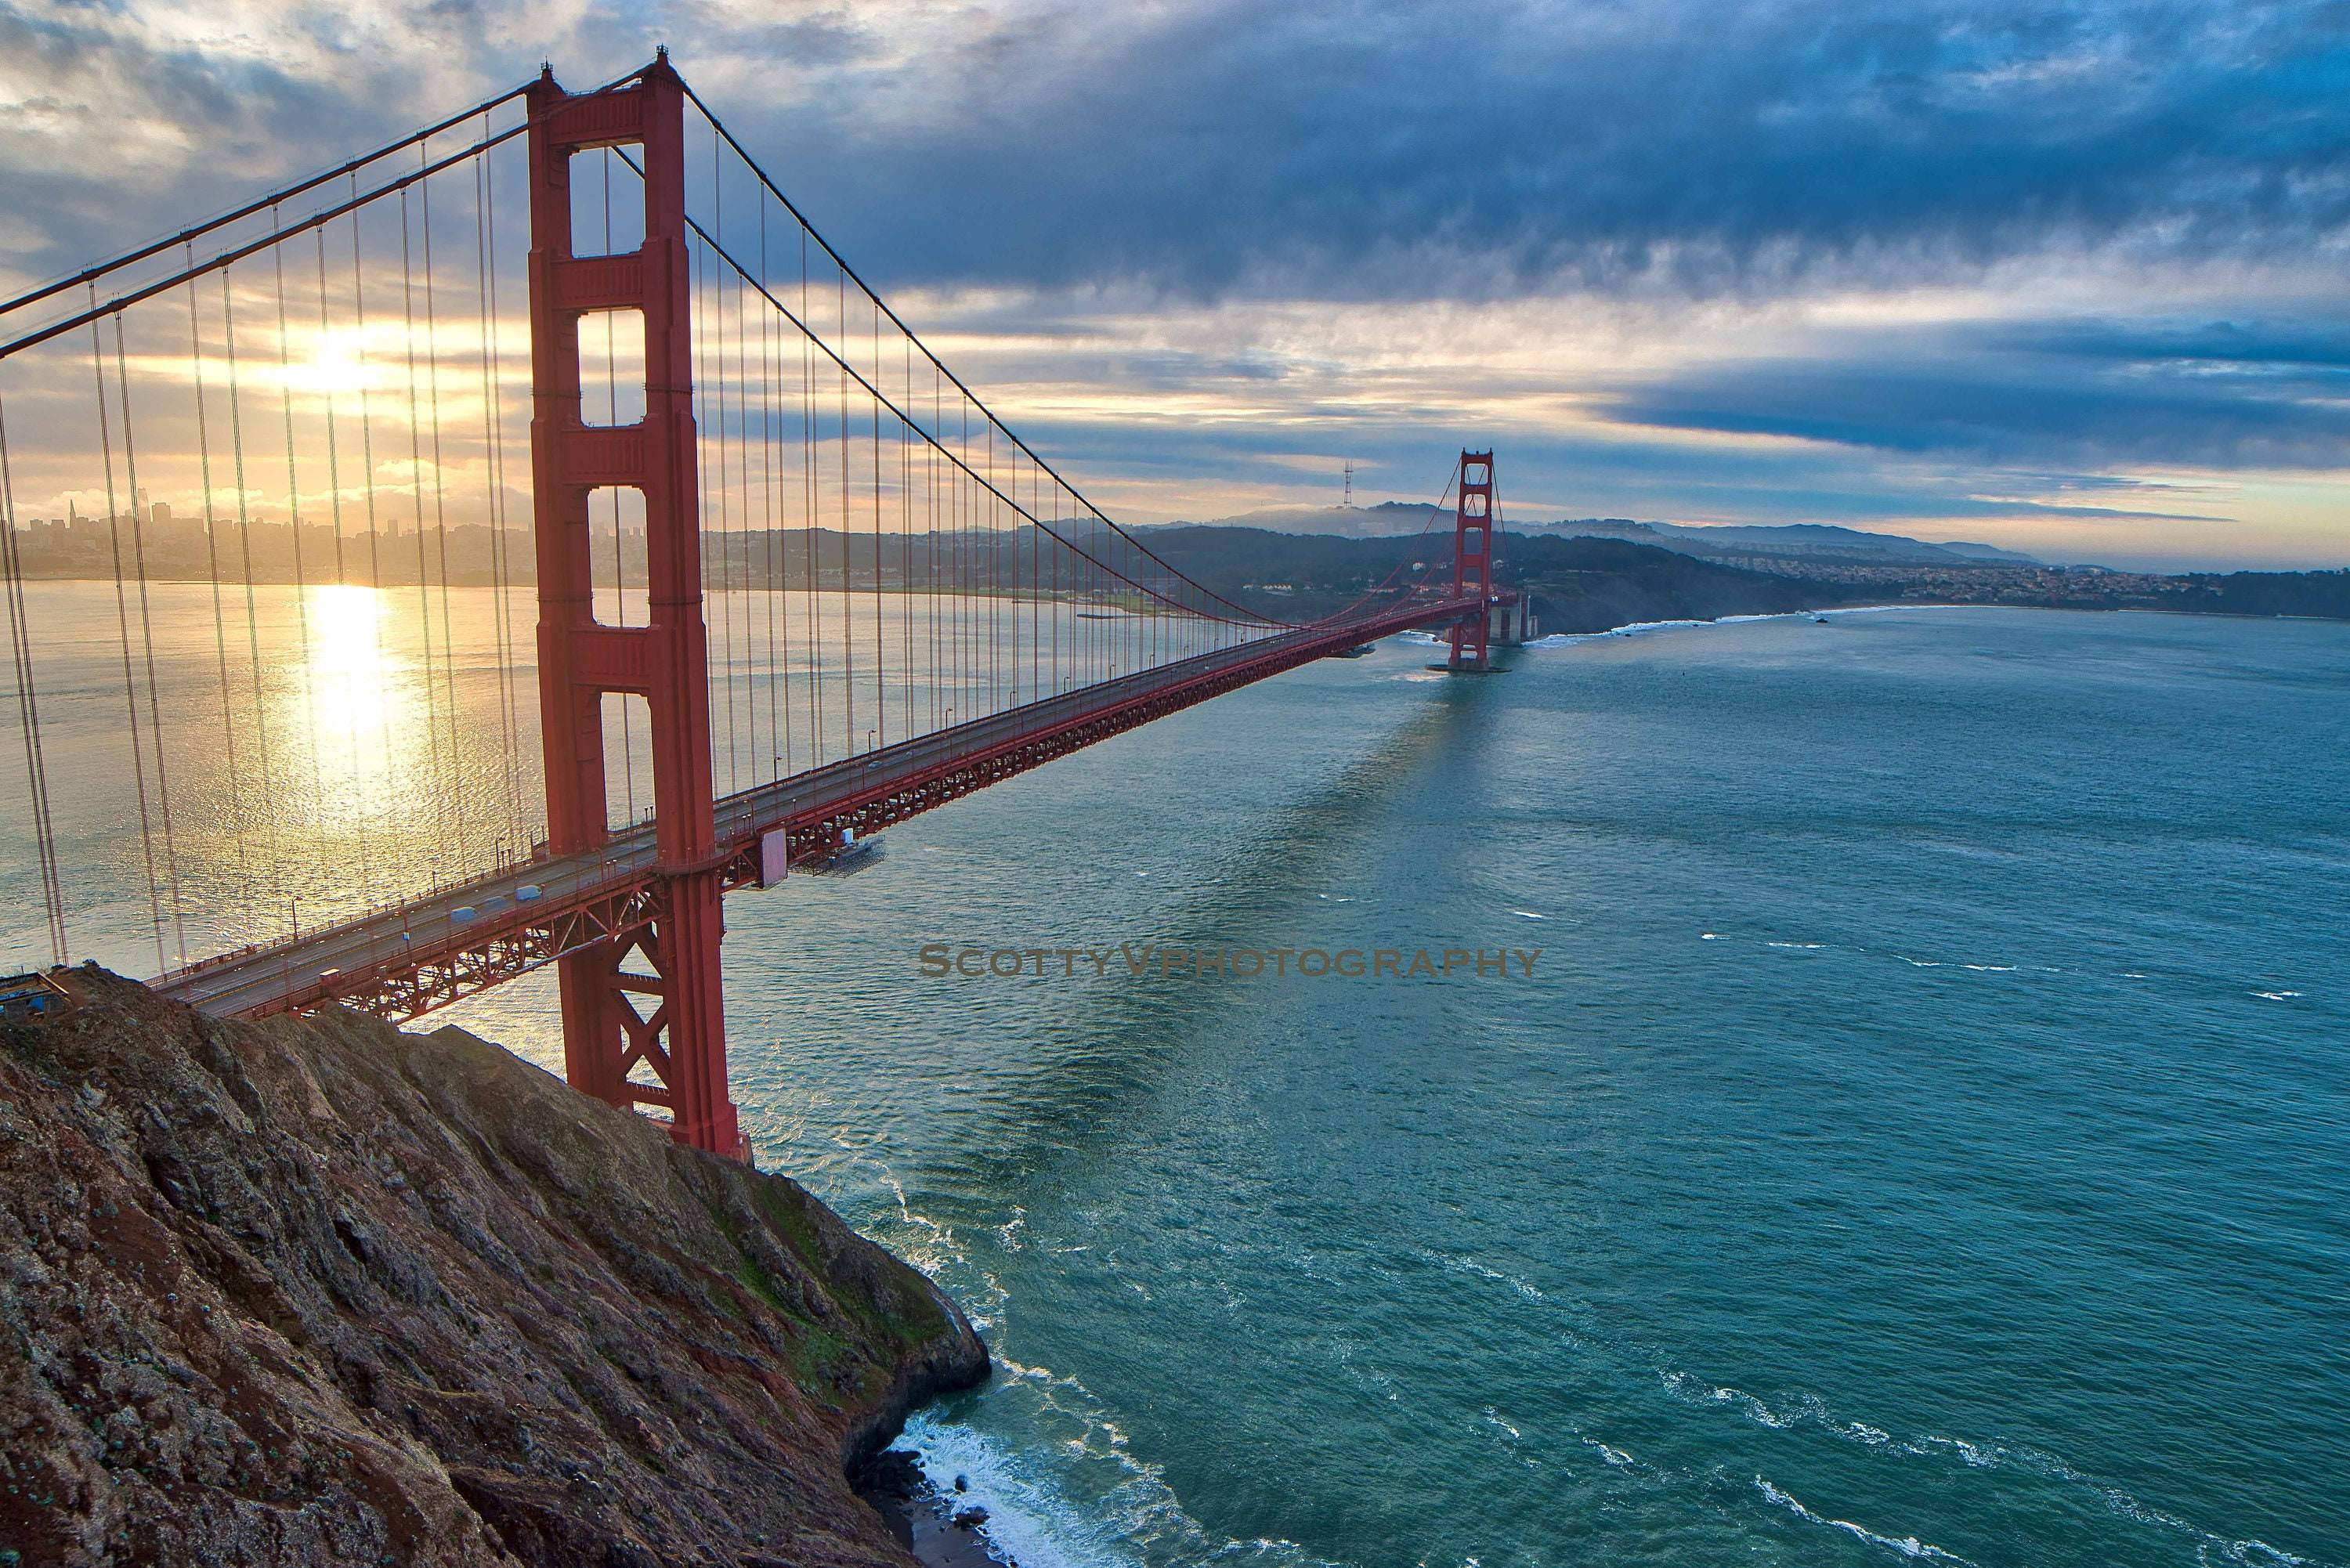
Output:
top-left (856, 1447), bottom-right (1019, 1567)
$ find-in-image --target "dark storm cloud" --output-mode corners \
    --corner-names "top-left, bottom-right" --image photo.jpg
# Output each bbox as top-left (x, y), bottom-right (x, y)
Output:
top-left (0, 3), bottom-right (522, 276)
top-left (1610, 316), bottom-right (2350, 467)
top-left (14, 0), bottom-right (2347, 303)
top-left (722, 0), bottom-right (2350, 298)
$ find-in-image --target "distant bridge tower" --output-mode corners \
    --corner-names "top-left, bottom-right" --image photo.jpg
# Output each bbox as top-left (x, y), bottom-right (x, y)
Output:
top-left (527, 53), bottom-right (745, 1158)
top-left (1446, 450), bottom-right (1495, 671)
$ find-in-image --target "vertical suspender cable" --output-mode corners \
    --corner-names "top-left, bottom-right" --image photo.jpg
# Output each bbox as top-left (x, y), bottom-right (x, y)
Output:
top-left (718, 129), bottom-right (748, 795)
top-left (114, 320), bottom-right (193, 968)
top-left (349, 188), bottom-right (400, 884)
top-left (899, 344), bottom-right (911, 739)
top-left (928, 363), bottom-right (939, 733)
top-left (869, 297), bottom-right (884, 749)
top-left (221, 270), bottom-right (284, 919)
top-left (313, 228), bottom-right (370, 890)
top-left (399, 186), bottom-right (453, 878)
top-left (0, 398), bottom-right (69, 964)
top-left (316, 231), bottom-right (347, 591)
top-left (837, 267), bottom-right (852, 760)
top-left (90, 301), bottom-right (168, 973)
top-left (801, 227), bottom-right (818, 772)
top-left (472, 139), bottom-right (522, 853)
top-left (114, 317), bottom-right (190, 967)
top-left (755, 192), bottom-right (775, 781)
top-left (418, 166), bottom-right (465, 847)
top-left (271, 213), bottom-right (329, 843)
top-left (483, 139), bottom-right (530, 852)
top-left (710, 194), bottom-right (741, 795)
top-left (186, 251), bottom-right (251, 901)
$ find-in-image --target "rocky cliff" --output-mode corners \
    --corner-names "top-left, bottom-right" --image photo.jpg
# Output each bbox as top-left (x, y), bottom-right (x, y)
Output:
top-left (0, 969), bottom-right (989, 1567)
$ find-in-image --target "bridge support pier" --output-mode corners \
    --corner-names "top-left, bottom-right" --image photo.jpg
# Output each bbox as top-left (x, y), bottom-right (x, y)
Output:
top-left (530, 56), bottom-right (745, 1160)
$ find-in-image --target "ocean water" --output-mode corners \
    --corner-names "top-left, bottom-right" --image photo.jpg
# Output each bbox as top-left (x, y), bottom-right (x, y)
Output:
top-left (13, 602), bottom-right (2350, 1564)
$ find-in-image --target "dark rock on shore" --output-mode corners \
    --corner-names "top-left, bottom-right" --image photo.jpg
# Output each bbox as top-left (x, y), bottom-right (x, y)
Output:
top-left (0, 969), bottom-right (989, 1566)
top-left (848, 1451), bottom-right (1013, 1568)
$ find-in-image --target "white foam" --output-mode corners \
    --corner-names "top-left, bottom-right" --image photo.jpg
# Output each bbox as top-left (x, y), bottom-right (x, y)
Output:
top-left (1522, 619), bottom-right (1701, 649)
top-left (1511, 909), bottom-right (1548, 920)
top-left (1661, 1371), bottom-right (1794, 1429)
top-left (897, 1413), bottom-right (1146, 1568)
top-left (838, 1164), bottom-right (1344, 1568)
top-left (1420, 1248), bottom-right (1553, 1302)
top-left (1701, 932), bottom-right (1724, 940)
top-left (1520, 604), bottom-right (1940, 652)
top-left (1767, 941), bottom-right (1828, 950)
top-left (1754, 1477), bottom-right (1976, 1563)
top-left (1905, 1437), bottom-right (2318, 1566)
top-left (2250, 990), bottom-right (2304, 1001)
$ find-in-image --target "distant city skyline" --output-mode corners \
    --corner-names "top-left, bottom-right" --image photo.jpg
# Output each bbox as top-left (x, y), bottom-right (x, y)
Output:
top-left (2, 1), bottom-right (2347, 570)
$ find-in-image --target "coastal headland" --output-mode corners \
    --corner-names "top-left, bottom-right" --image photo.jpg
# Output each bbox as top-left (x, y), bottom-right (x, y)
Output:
top-left (0, 969), bottom-right (991, 1566)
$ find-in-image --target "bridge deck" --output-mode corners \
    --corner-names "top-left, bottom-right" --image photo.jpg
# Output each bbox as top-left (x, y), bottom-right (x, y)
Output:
top-left (154, 598), bottom-right (1484, 1024)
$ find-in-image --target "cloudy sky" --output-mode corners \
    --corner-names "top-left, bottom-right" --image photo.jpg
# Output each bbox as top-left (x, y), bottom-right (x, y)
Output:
top-left (4, 0), bottom-right (2348, 569)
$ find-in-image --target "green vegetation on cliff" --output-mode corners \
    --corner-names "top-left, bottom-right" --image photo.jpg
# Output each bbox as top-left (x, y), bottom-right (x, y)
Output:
top-left (0, 970), bottom-right (985, 1567)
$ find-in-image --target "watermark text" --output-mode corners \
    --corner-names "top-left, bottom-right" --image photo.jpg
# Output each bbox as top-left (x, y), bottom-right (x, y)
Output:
top-left (916, 942), bottom-right (1542, 981)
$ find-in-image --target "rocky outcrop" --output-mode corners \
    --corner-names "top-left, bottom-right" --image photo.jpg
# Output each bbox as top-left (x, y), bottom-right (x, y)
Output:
top-left (0, 969), bottom-right (988, 1567)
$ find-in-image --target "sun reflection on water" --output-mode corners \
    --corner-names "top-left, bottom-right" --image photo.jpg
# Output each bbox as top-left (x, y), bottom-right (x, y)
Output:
top-left (306, 581), bottom-right (395, 753)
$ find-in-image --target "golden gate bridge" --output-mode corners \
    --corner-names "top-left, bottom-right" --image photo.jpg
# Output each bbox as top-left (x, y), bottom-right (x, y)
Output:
top-left (0, 53), bottom-right (1511, 1159)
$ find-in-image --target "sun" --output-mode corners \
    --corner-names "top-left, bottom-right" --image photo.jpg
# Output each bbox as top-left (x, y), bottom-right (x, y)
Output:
top-left (282, 332), bottom-right (380, 398)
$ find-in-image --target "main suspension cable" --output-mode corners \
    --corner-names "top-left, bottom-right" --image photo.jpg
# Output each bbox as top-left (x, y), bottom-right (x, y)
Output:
top-left (608, 145), bottom-right (1280, 634)
top-left (0, 83), bottom-right (535, 324)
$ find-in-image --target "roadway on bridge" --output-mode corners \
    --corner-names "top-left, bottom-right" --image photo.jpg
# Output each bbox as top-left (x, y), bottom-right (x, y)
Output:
top-left (154, 607), bottom-right (1474, 1021)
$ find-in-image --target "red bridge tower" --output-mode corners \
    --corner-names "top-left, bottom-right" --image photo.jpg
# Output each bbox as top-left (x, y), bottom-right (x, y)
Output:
top-left (526, 56), bottom-right (745, 1158)
top-left (1447, 450), bottom-right (1497, 671)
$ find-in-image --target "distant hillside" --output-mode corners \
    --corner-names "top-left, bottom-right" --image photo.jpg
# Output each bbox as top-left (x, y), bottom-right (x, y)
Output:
top-left (1499, 534), bottom-right (1867, 630)
top-left (1153, 504), bottom-right (2042, 567)
top-left (1144, 525), bottom-right (2350, 628)
top-left (2165, 569), bottom-right (2350, 620)
top-left (1535, 518), bottom-right (2043, 568)
top-left (1148, 500), bottom-right (1449, 539)
top-left (1131, 526), bottom-right (1863, 627)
